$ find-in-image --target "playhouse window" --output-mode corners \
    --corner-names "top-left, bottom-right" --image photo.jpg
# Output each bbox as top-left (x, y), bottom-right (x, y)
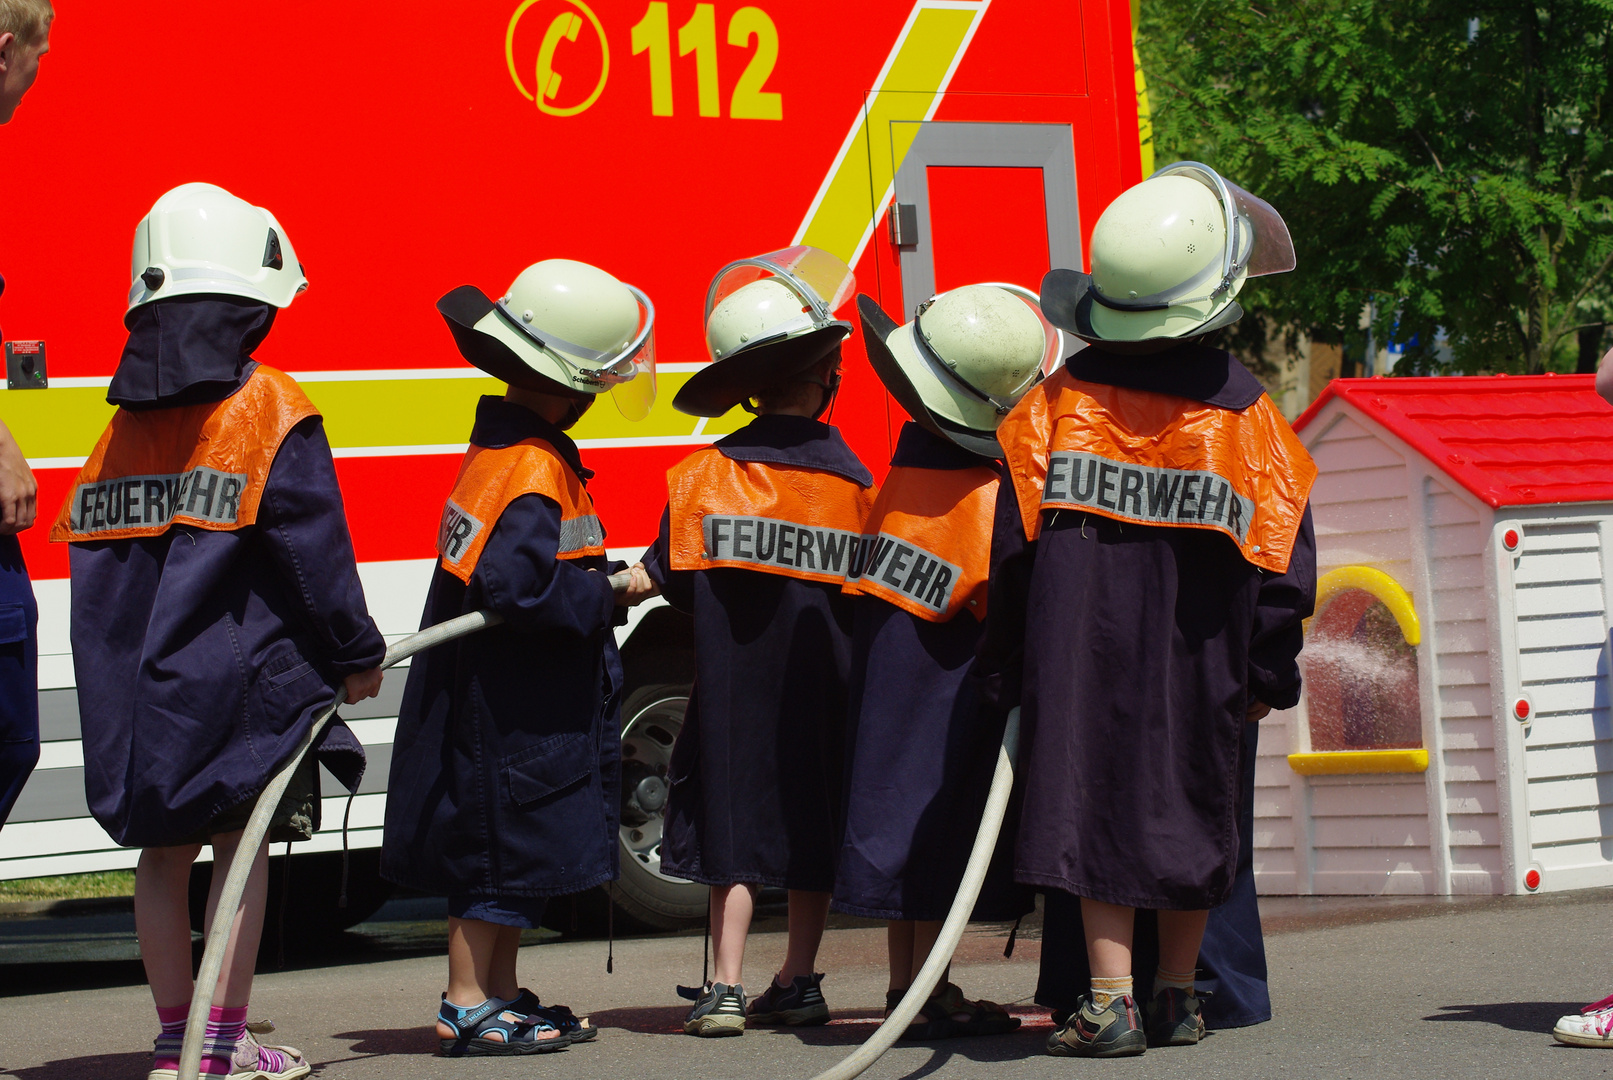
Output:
top-left (1303, 587), bottom-right (1422, 752)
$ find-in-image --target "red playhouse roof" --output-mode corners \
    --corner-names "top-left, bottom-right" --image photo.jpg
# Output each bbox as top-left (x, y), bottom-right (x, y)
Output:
top-left (1293, 374), bottom-right (1613, 509)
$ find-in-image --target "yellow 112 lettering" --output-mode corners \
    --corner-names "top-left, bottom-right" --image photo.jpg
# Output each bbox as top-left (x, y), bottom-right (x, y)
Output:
top-left (631, 2), bottom-right (782, 120)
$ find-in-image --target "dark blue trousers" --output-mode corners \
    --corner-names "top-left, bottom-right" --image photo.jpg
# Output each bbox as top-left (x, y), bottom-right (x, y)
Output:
top-left (0, 534), bottom-right (38, 831)
top-left (1034, 719), bottom-right (1271, 1029)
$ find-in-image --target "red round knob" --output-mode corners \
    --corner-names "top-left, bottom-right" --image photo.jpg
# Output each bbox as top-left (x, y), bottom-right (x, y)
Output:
top-left (1504, 528), bottom-right (1520, 550)
top-left (1525, 868), bottom-right (1541, 891)
top-left (1515, 698), bottom-right (1531, 721)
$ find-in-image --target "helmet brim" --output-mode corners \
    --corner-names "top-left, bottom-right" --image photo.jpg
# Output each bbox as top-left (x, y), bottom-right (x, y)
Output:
top-left (858, 295), bottom-right (1004, 459)
top-left (437, 285), bottom-right (591, 398)
top-left (672, 324), bottom-right (849, 417)
top-left (1040, 269), bottom-right (1245, 355)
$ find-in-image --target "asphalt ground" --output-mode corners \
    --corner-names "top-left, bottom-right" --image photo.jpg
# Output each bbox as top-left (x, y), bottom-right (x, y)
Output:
top-left (4, 890), bottom-right (1613, 1079)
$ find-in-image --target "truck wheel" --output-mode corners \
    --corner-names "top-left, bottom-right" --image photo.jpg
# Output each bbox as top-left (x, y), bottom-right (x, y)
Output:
top-left (612, 683), bottom-right (707, 930)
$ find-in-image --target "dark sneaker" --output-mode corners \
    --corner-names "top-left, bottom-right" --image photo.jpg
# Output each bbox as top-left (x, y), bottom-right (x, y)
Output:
top-left (747, 973), bottom-right (830, 1027)
top-left (1046, 994), bottom-right (1146, 1058)
top-left (1145, 986), bottom-right (1204, 1047)
top-left (683, 982), bottom-right (747, 1037)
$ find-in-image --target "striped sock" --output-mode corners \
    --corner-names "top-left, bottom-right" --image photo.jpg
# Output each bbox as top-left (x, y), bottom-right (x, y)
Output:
top-left (1154, 967), bottom-right (1196, 995)
top-left (1089, 975), bottom-right (1132, 1010)
top-left (151, 1003), bottom-right (190, 1071)
top-left (200, 1005), bottom-right (249, 1075)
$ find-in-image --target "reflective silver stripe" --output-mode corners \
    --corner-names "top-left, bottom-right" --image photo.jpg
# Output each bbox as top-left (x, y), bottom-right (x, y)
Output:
top-left (1043, 450), bottom-right (1254, 545)
top-left (67, 467), bottom-right (249, 534)
top-left (559, 513), bottom-right (605, 553)
top-left (701, 514), bottom-right (862, 579)
top-left (844, 530), bottom-right (961, 616)
top-left (437, 498), bottom-right (484, 564)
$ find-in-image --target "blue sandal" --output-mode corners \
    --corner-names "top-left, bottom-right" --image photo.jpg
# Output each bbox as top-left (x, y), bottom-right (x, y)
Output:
top-left (436, 995), bottom-right (569, 1057)
top-left (509, 988), bottom-right (598, 1043)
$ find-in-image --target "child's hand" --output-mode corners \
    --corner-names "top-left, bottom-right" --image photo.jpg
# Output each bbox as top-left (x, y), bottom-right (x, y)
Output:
top-left (617, 562), bottom-right (660, 607)
top-left (1245, 699), bottom-right (1272, 723)
top-left (0, 420), bottom-right (37, 536)
top-left (344, 667), bottom-right (384, 704)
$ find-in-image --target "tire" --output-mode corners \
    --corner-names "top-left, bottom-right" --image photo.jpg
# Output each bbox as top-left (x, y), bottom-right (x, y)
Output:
top-left (611, 683), bottom-right (708, 930)
top-left (187, 847), bottom-right (395, 951)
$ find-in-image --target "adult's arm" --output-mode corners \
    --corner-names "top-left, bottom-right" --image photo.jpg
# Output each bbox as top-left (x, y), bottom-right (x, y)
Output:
top-left (471, 492), bottom-right (618, 636)
top-left (972, 478), bottom-right (1036, 712)
top-left (258, 416), bottom-right (387, 678)
top-left (1246, 505), bottom-right (1318, 713)
top-left (0, 419), bottom-right (36, 535)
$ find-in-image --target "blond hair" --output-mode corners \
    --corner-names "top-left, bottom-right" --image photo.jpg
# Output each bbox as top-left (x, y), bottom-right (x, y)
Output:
top-left (0, 0), bottom-right (51, 44)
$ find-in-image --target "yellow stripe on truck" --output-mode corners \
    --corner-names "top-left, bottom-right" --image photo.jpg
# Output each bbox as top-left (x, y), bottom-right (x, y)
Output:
top-left (3, 370), bottom-right (750, 463)
top-left (793, 1), bottom-right (988, 266)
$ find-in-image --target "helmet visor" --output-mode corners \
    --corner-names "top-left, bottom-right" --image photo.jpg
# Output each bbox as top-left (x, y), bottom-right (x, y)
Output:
top-left (704, 245), bottom-right (856, 329)
top-left (609, 318), bottom-right (657, 421)
top-left (1150, 161), bottom-right (1295, 288)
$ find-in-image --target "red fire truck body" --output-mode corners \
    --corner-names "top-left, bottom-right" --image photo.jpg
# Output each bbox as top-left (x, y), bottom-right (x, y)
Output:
top-left (0, 0), bottom-right (1143, 929)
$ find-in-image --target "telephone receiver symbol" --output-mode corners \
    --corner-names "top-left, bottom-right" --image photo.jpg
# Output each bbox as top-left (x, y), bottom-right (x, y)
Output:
top-left (536, 12), bottom-right (582, 101)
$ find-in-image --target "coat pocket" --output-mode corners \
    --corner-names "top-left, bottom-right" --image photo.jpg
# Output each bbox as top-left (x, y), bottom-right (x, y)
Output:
top-left (0, 603), bottom-right (28, 646)
top-left (260, 641), bottom-right (320, 693)
top-left (502, 732), bottom-right (595, 808)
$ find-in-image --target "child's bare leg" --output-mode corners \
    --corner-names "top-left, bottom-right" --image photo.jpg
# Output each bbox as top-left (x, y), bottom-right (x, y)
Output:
top-left (203, 829), bottom-right (269, 1008)
top-left (1156, 909), bottom-right (1209, 976)
top-left (136, 843), bottom-right (205, 1008)
top-left (887, 921), bottom-right (915, 992)
top-left (710, 883), bottom-right (756, 986)
top-left (908, 919), bottom-right (947, 989)
top-left (778, 890), bottom-right (830, 983)
top-left (488, 924), bottom-right (523, 1002)
top-left (1080, 896), bottom-right (1134, 979)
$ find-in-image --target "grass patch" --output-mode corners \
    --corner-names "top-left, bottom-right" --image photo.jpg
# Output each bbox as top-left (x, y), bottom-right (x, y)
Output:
top-left (0, 870), bottom-right (135, 903)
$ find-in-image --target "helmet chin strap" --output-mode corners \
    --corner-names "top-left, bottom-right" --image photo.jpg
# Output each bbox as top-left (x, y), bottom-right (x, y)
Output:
top-left (808, 370), bottom-right (843, 422)
top-left (559, 395), bottom-right (595, 430)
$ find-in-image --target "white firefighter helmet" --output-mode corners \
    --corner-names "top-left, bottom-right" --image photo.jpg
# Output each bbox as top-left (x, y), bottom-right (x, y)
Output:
top-left (859, 284), bottom-right (1062, 458)
top-left (674, 245), bottom-right (855, 417)
top-left (1040, 162), bottom-right (1295, 354)
top-left (127, 182), bottom-right (308, 313)
top-left (436, 259), bottom-right (657, 420)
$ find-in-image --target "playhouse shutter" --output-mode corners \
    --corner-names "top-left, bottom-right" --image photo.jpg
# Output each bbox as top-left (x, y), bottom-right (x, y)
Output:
top-left (1508, 519), bottom-right (1613, 889)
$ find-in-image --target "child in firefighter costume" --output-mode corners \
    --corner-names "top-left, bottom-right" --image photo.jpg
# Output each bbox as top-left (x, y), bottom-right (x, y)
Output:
top-left (380, 259), bottom-right (656, 1056)
top-left (54, 183), bottom-right (385, 1080)
top-left (976, 163), bottom-right (1318, 1058)
top-left (636, 247), bottom-right (875, 1036)
top-left (836, 284), bottom-right (1050, 1038)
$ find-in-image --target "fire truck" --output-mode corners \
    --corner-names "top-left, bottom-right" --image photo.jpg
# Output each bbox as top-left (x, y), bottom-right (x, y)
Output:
top-left (0, 0), bottom-right (1145, 933)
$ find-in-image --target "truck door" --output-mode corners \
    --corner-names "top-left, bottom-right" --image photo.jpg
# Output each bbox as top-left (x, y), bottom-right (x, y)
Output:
top-left (878, 121), bottom-right (1081, 443)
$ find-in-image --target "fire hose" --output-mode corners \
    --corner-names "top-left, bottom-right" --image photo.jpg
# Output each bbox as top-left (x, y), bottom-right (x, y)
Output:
top-left (179, 575), bottom-right (1021, 1080)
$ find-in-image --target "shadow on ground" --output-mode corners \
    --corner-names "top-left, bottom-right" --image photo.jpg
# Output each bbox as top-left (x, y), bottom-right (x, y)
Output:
top-left (1423, 1002), bottom-right (1582, 1034)
top-left (2, 1051), bottom-right (150, 1079)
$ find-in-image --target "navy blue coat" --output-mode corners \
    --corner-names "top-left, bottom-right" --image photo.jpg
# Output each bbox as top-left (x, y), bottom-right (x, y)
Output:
top-left (381, 398), bottom-right (624, 900)
top-left (977, 348), bottom-right (1316, 910)
top-left (642, 415), bottom-right (870, 892)
top-left (0, 271), bottom-right (41, 831)
top-left (835, 423), bottom-right (1028, 922)
top-left (69, 300), bottom-right (382, 848)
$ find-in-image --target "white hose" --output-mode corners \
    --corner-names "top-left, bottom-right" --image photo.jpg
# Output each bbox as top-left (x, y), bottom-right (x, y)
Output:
top-left (806, 706), bottom-right (1020, 1080)
top-left (179, 573), bottom-right (630, 1079)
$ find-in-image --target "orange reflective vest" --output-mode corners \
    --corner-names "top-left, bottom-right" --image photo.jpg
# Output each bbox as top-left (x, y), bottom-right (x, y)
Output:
top-left (842, 464), bottom-right (997, 622)
top-left (998, 368), bottom-right (1316, 573)
top-left (51, 366), bottom-right (319, 544)
top-left (667, 449), bottom-right (877, 586)
top-left (436, 440), bottom-right (606, 583)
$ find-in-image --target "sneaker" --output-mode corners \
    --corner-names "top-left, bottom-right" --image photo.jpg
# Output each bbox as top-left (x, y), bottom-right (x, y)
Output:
top-left (747, 973), bottom-right (830, 1027)
top-left (230, 1024), bottom-right (312, 1079)
top-left (1144, 987), bottom-right (1204, 1047)
top-left (1046, 994), bottom-right (1146, 1058)
top-left (1554, 994), bottom-right (1613, 1047)
top-left (683, 982), bottom-right (747, 1037)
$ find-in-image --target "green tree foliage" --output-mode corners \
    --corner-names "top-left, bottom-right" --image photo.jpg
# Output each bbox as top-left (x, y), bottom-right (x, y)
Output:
top-left (1137, 0), bottom-right (1613, 374)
